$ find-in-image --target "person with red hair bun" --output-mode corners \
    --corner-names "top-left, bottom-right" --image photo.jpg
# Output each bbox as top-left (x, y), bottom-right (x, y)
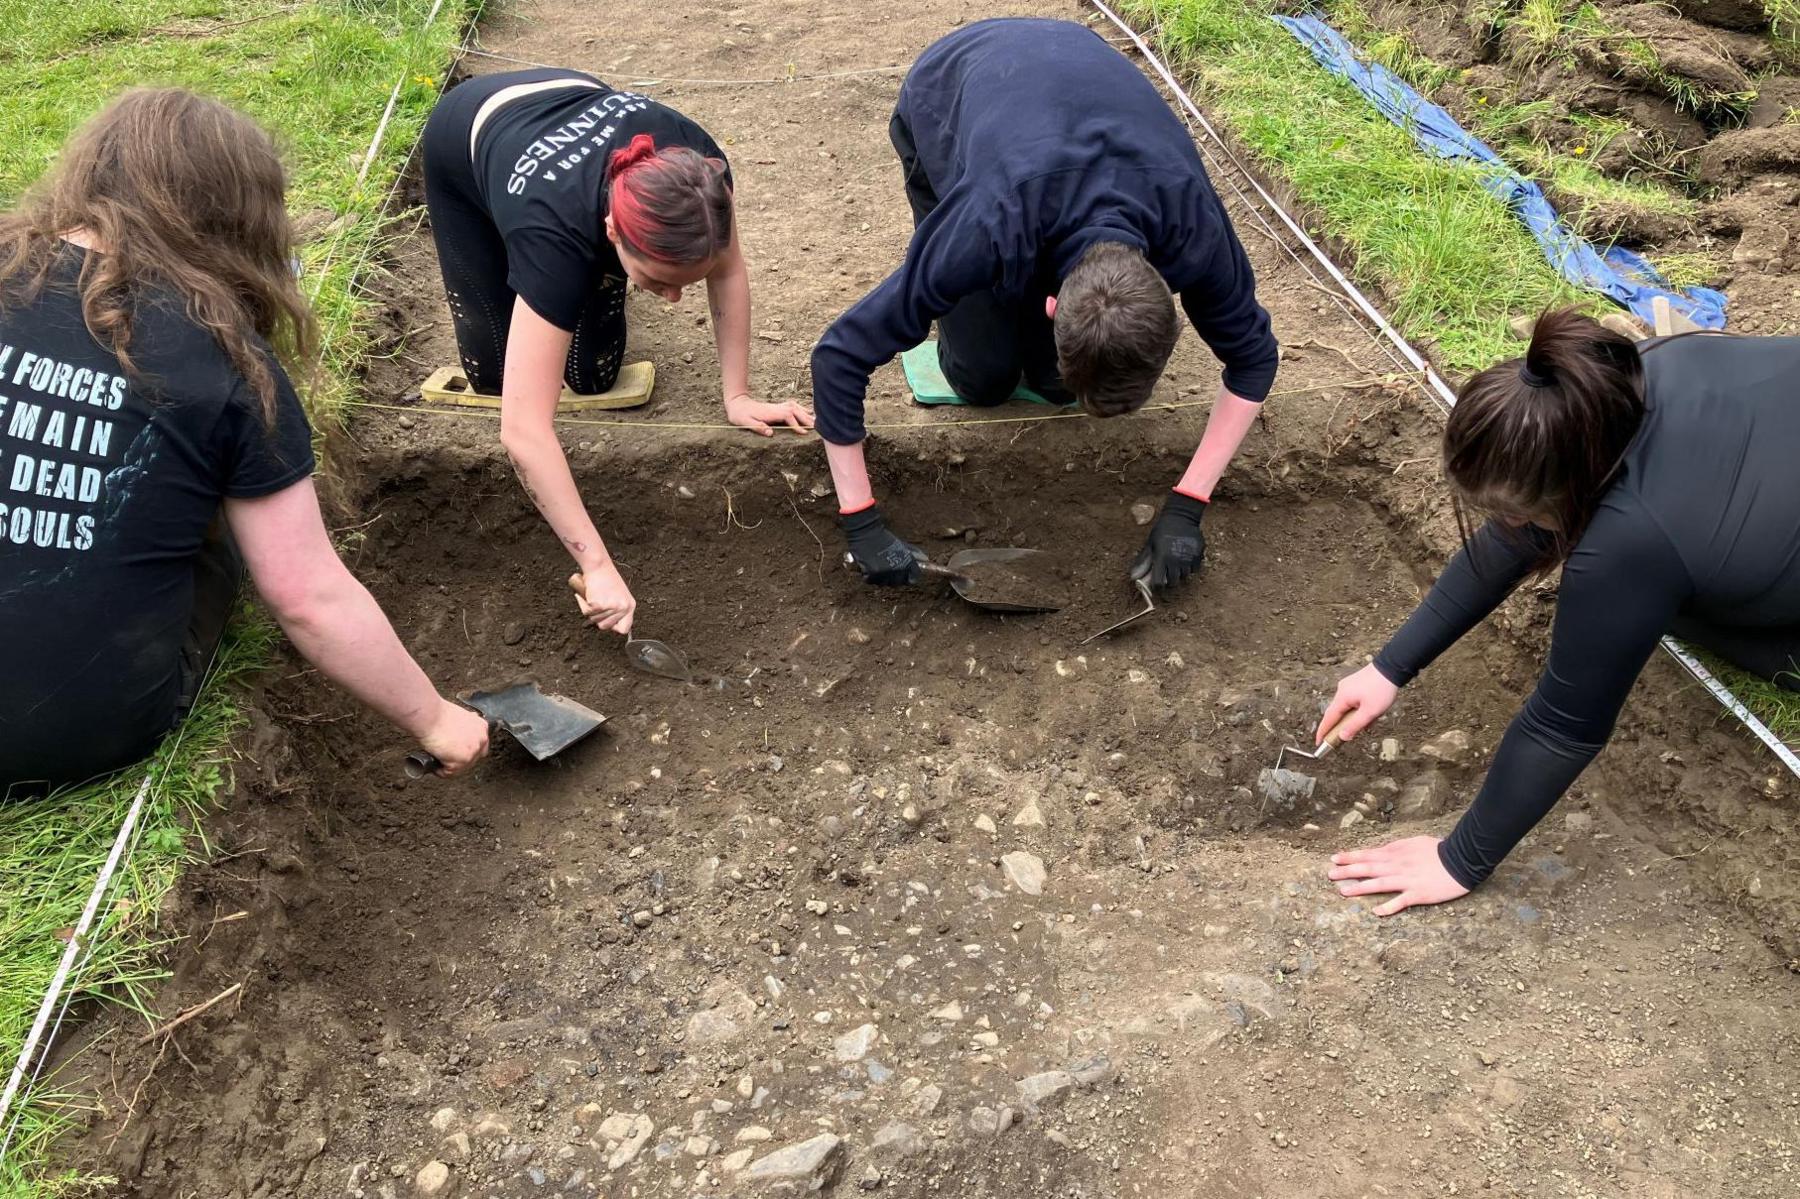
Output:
top-left (421, 68), bottom-right (810, 637)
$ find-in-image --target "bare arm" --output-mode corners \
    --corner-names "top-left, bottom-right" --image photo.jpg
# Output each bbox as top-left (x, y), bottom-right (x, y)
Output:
top-left (1174, 388), bottom-right (1261, 500)
top-left (225, 479), bottom-right (487, 771)
top-left (825, 439), bottom-right (875, 513)
top-left (498, 299), bottom-right (636, 634)
top-left (707, 231), bottom-right (812, 436)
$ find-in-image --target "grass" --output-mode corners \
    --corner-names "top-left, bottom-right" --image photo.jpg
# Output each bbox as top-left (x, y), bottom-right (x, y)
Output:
top-left (0, 2), bottom-right (472, 1193)
top-left (1119, 0), bottom-right (1583, 375)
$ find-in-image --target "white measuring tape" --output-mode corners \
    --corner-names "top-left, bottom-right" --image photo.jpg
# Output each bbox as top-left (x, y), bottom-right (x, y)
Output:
top-left (1086, 0), bottom-right (1800, 781)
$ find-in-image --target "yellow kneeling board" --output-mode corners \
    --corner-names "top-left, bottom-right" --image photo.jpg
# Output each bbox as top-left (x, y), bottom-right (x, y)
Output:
top-left (420, 362), bottom-right (656, 411)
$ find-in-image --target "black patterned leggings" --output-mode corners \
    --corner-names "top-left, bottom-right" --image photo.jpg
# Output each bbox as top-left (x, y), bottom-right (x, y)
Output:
top-left (421, 78), bottom-right (626, 395)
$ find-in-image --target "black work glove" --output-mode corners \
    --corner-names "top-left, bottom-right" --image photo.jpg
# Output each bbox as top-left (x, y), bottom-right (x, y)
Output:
top-left (840, 503), bottom-right (926, 586)
top-left (1130, 490), bottom-right (1208, 587)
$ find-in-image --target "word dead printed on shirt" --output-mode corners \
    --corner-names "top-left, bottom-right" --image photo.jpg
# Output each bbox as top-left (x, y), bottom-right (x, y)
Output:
top-left (0, 342), bottom-right (125, 551)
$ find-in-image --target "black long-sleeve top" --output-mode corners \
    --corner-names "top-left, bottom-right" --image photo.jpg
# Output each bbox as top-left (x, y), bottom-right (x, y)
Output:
top-left (1374, 334), bottom-right (1800, 887)
top-left (810, 17), bottom-right (1279, 445)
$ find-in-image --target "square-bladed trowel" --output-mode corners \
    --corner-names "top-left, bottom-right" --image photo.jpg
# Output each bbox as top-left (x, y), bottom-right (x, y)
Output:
top-left (404, 682), bottom-right (606, 778)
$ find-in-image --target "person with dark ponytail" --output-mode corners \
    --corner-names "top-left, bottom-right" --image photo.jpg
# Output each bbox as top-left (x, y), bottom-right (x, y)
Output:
top-left (421, 69), bottom-right (810, 637)
top-left (1315, 308), bottom-right (1800, 914)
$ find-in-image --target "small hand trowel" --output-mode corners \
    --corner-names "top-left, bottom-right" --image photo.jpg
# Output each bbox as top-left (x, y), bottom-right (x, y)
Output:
top-left (843, 547), bottom-right (1067, 613)
top-left (404, 682), bottom-right (607, 778)
top-left (567, 573), bottom-right (692, 681)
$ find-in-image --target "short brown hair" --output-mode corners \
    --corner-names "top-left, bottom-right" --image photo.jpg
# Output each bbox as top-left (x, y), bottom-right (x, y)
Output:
top-left (1055, 242), bottom-right (1178, 417)
top-left (1445, 307), bottom-right (1645, 571)
top-left (0, 88), bottom-right (315, 426)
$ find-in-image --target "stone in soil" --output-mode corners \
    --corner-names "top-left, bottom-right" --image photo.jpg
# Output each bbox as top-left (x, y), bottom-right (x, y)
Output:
top-left (835, 1023), bottom-right (881, 1062)
top-left (1016, 1070), bottom-right (1078, 1110)
top-left (1001, 850), bottom-right (1047, 895)
top-left (1011, 797), bottom-right (1046, 828)
top-left (869, 1121), bottom-right (926, 1158)
top-left (686, 981), bottom-right (758, 1046)
top-left (744, 1133), bottom-right (844, 1189)
top-left (414, 1160), bottom-right (453, 1197)
top-left (1419, 729), bottom-right (1473, 766)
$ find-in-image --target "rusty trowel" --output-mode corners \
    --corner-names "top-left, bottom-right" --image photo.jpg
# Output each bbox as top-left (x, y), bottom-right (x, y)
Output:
top-left (404, 682), bottom-right (607, 778)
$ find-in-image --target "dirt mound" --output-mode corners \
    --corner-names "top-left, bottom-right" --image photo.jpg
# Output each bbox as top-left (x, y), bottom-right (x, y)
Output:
top-left (1669, 0), bottom-right (1775, 32)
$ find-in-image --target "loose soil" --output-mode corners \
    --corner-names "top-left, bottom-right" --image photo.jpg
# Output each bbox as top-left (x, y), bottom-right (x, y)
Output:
top-left (46, 1), bottom-right (1800, 1197)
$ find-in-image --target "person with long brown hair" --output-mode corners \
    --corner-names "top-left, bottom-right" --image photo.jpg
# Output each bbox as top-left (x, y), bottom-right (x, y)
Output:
top-left (420, 68), bottom-right (811, 640)
top-left (0, 88), bottom-right (488, 792)
top-left (1314, 309), bottom-right (1800, 914)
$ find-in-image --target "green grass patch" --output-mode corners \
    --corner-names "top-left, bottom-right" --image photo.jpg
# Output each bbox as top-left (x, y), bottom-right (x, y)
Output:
top-left (0, 2), bottom-right (473, 1192)
top-left (1120, 0), bottom-right (1582, 374)
top-left (1543, 159), bottom-right (1697, 214)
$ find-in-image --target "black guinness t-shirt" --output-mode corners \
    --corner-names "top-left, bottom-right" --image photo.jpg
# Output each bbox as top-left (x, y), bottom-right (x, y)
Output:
top-left (469, 71), bottom-right (732, 330)
top-left (0, 246), bottom-right (314, 787)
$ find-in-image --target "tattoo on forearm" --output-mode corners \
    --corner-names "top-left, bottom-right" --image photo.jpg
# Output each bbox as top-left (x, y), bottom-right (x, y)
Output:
top-left (507, 451), bottom-right (545, 512)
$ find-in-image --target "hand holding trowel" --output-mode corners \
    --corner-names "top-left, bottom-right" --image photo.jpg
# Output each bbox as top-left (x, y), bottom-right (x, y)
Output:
top-left (568, 573), bottom-right (693, 681)
top-left (404, 682), bottom-right (608, 779)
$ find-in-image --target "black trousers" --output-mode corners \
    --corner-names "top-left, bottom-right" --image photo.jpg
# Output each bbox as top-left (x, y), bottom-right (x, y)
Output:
top-left (421, 74), bottom-right (627, 395)
top-left (889, 111), bottom-right (1071, 406)
top-left (1670, 613), bottom-right (1800, 692)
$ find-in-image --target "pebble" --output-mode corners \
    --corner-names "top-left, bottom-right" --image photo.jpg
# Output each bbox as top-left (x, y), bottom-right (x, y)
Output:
top-left (1000, 850), bottom-right (1047, 896)
top-left (859, 1164), bottom-right (885, 1191)
top-left (974, 814), bottom-right (997, 835)
top-left (1420, 729), bottom-right (1473, 767)
top-left (721, 1148), bottom-right (755, 1173)
top-left (631, 910), bottom-right (653, 929)
top-left (1379, 737), bottom-right (1401, 762)
top-left (1011, 798), bottom-right (1046, 829)
top-left (835, 1023), bottom-right (881, 1062)
top-left (684, 1135), bottom-right (716, 1158)
top-left (1016, 1070), bottom-right (1077, 1110)
top-left (397, 413), bottom-right (416, 429)
top-left (1130, 502), bottom-right (1157, 526)
top-left (805, 899), bottom-right (830, 916)
top-left (677, 485), bottom-right (696, 499)
top-left (472, 1114), bottom-right (512, 1140)
top-left (869, 1121), bottom-right (926, 1158)
top-left (910, 1084), bottom-right (944, 1116)
top-left (501, 621), bottom-right (526, 646)
top-left (428, 1108), bottom-right (461, 1134)
top-left (604, 1115), bottom-right (654, 1170)
top-left (812, 1010), bottom-right (834, 1025)
top-left (440, 1131), bottom-right (471, 1164)
top-left (846, 627), bottom-right (871, 645)
top-left (901, 803), bottom-right (923, 827)
top-left (1339, 809), bottom-right (1364, 830)
top-left (413, 1161), bottom-right (452, 1197)
top-left (929, 1000), bottom-right (964, 1022)
top-left (744, 1134), bottom-right (844, 1187)
top-left (736, 1125), bottom-right (774, 1144)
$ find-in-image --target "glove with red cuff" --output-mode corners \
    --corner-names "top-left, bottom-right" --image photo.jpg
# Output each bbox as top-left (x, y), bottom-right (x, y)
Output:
top-left (840, 502), bottom-right (926, 586)
top-left (1130, 490), bottom-right (1207, 587)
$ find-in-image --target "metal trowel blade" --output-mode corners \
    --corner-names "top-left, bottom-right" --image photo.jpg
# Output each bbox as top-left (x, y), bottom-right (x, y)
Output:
top-left (465, 681), bottom-right (607, 761)
top-left (626, 637), bottom-right (692, 681)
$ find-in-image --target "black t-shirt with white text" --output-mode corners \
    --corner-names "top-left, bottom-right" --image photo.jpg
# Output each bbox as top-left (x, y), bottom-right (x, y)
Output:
top-left (0, 247), bottom-right (314, 787)
top-left (469, 71), bottom-right (732, 331)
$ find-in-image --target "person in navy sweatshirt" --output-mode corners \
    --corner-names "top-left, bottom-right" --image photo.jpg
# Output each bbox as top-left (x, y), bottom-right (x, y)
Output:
top-left (812, 18), bottom-right (1280, 588)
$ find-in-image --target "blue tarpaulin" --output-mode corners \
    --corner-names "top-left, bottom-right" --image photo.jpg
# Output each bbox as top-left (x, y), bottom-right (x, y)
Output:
top-left (1273, 14), bottom-right (1727, 330)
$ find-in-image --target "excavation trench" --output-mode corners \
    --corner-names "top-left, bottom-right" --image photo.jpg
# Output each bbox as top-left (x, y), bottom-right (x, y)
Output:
top-left (58, 432), bottom-right (1800, 1198)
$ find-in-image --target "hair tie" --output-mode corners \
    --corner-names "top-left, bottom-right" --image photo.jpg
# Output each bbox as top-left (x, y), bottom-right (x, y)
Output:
top-left (1518, 364), bottom-right (1554, 389)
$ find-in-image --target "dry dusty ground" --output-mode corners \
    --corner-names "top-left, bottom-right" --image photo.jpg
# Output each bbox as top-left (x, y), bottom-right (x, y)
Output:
top-left (47, 1), bottom-right (1800, 1197)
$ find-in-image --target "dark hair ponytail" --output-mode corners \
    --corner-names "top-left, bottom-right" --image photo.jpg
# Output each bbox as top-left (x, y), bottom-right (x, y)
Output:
top-left (606, 134), bottom-right (733, 266)
top-left (1444, 307), bottom-right (1645, 571)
